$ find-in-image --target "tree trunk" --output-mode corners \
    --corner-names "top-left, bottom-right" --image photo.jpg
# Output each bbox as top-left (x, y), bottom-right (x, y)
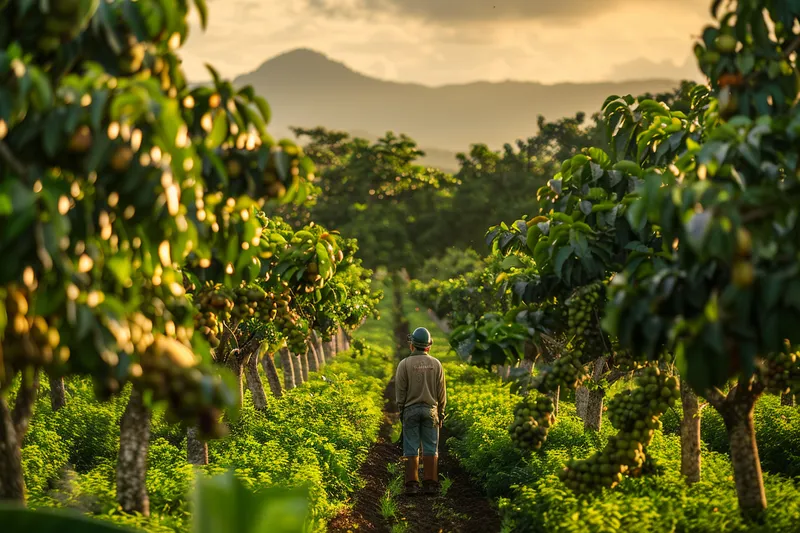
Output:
top-left (724, 404), bottom-right (766, 519)
top-left (576, 386), bottom-right (589, 420)
top-left (307, 341), bottom-right (320, 373)
top-left (341, 328), bottom-right (351, 352)
top-left (187, 426), bottom-right (208, 465)
top-left (281, 348), bottom-right (296, 390)
top-left (549, 386), bottom-right (560, 418)
top-left (680, 382), bottom-right (701, 485)
top-left (781, 392), bottom-right (795, 407)
top-left (708, 381), bottom-right (767, 520)
top-left (322, 339), bottom-right (334, 362)
top-left (49, 376), bottom-right (66, 411)
top-left (261, 352), bottom-right (283, 398)
top-left (228, 354), bottom-right (245, 409)
top-left (117, 389), bottom-right (151, 516)
top-left (0, 369), bottom-right (40, 501)
top-left (245, 347), bottom-right (268, 411)
top-left (584, 357), bottom-right (606, 431)
top-left (299, 349), bottom-right (310, 382)
top-left (312, 331), bottom-right (325, 368)
top-left (293, 352), bottom-right (305, 385)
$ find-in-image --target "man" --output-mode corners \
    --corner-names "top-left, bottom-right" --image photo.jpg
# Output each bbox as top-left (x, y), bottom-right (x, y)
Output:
top-left (395, 326), bottom-right (447, 496)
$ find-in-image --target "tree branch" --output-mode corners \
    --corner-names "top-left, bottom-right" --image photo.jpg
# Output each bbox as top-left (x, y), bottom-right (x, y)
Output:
top-left (0, 140), bottom-right (28, 179)
top-left (703, 386), bottom-right (727, 411)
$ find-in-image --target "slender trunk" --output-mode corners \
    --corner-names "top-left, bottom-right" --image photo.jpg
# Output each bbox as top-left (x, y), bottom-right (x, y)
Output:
top-left (292, 352), bottom-right (304, 385)
top-left (307, 341), bottom-right (320, 373)
top-left (680, 383), bottom-right (701, 485)
top-left (708, 380), bottom-right (767, 520)
top-left (297, 351), bottom-right (308, 384)
top-left (281, 348), bottom-right (296, 390)
top-left (724, 404), bottom-right (766, 519)
top-left (584, 357), bottom-right (606, 431)
top-left (312, 331), bottom-right (325, 368)
top-left (49, 376), bottom-right (66, 411)
top-left (781, 392), bottom-right (795, 407)
top-left (0, 399), bottom-right (23, 501)
top-left (340, 328), bottom-right (351, 352)
top-left (322, 339), bottom-right (334, 362)
top-left (262, 352), bottom-right (283, 398)
top-left (245, 347), bottom-right (268, 410)
top-left (228, 355), bottom-right (245, 409)
top-left (0, 369), bottom-right (40, 501)
top-left (187, 426), bottom-right (208, 465)
top-left (117, 389), bottom-right (151, 516)
top-left (549, 386), bottom-right (560, 418)
top-left (576, 386), bottom-right (589, 420)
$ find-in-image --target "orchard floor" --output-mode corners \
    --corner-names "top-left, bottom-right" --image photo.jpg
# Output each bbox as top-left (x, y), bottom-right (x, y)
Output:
top-left (327, 376), bottom-right (501, 533)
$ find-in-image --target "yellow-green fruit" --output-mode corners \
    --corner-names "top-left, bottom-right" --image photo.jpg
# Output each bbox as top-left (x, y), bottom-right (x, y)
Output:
top-left (110, 146), bottom-right (135, 172)
top-left (736, 228), bottom-right (752, 256)
top-left (67, 125), bottom-right (93, 153)
top-left (715, 34), bottom-right (737, 54)
top-left (732, 261), bottom-right (754, 288)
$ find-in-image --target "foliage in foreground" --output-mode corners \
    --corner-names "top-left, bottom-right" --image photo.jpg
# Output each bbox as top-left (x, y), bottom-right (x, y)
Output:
top-left (16, 330), bottom-right (393, 532)
top-left (442, 363), bottom-right (800, 533)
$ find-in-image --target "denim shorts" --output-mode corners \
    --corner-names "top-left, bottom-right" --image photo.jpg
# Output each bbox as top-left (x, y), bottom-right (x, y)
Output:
top-left (402, 403), bottom-right (439, 457)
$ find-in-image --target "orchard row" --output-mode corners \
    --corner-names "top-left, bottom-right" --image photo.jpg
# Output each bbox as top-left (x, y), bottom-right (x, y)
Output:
top-left (411, 0), bottom-right (800, 522)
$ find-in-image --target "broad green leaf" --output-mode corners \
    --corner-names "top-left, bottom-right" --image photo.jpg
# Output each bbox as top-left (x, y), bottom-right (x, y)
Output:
top-left (0, 503), bottom-right (135, 532)
top-left (205, 110), bottom-right (228, 149)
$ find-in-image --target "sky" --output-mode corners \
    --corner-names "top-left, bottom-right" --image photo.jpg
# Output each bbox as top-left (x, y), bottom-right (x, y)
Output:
top-left (180, 0), bottom-right (711, 86)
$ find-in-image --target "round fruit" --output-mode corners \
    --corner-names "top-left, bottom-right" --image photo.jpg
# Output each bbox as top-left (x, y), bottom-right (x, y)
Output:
top-left (735, 228), bottom-right (752, 257)
top-left (110, 146), bottom-right (135, 172)
top-left (715, 34), bottom-right (738, 54)
top-left (68, 125), bottom-right (93, 153)
top-left (732, 261), bottom-right (755, 287)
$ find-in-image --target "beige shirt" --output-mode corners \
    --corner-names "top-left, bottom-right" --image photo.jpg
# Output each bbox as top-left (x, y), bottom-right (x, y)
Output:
top-left (396, 350), bottom-right (446, 417)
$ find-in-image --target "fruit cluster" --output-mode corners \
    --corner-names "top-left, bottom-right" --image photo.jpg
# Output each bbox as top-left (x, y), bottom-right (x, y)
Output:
top-left (559, 366), bottom-right (678, 492)
top-left (761, 346), bottom-right (800, 395)
top-left (565, 281), bottom-right (609, 360)
top-left (508, 394), bottom-right (555, 453)
top-left (530, 351), bottom-right (589, 393)
top-left (132, 334), bottom-right (230, 438)
top-left (34, 0), bottom-right (93, 53)
top-left (1, 286), bottom-right (65, 374)
top-left (193, 283), bottom-right (272, 347)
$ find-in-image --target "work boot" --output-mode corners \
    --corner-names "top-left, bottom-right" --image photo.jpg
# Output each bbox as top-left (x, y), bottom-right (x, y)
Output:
top-left (422, 455), bottom-right (439, 495)
top-left (404, 456), bottom-right (420, 496)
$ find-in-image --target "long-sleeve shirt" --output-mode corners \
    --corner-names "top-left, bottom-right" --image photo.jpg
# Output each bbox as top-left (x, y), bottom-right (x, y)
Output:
top-left (395, 350), bottom-right (446, 418)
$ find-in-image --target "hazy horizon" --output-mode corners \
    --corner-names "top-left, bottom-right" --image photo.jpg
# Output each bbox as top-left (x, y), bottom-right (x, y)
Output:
top-left (181, 0), bottom-right (709, 86)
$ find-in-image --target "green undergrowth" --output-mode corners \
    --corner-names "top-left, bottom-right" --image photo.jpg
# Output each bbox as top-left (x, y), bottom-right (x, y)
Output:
top-left (442, 363), bottom-right (800, 533)
top-left (20, 283), bottom-right (396, 532)
top-left (405, 296), bottom-right (800, 532)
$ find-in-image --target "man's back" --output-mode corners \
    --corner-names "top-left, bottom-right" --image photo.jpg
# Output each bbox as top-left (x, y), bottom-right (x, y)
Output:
top-left (396, 352), bottom-right (446, 414)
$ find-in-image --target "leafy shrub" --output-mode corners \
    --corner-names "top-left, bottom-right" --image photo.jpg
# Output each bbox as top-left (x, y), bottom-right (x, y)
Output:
top-left (660, 393), bottom-right (800, 478)
top-left (443, 362), bottom-right (800, 533)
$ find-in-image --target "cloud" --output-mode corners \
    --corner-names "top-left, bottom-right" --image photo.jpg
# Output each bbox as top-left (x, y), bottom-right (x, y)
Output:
top-left (606, 56), bottom-right (705, 83)
top-left (303, 0), bottom-right (704, 23)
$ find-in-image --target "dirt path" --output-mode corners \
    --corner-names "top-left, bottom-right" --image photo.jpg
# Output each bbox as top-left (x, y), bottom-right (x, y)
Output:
top-left (327, 377), bottom-right (501, 533)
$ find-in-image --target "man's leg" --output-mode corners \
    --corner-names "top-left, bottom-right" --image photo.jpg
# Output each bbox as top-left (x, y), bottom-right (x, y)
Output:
top-left (402, 407), bottom-right (421, 495)
top-left (421, 409), bottom-right (440, 495)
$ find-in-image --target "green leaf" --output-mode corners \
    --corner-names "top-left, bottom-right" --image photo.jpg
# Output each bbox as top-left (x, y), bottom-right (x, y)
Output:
top-left (253, 96), bottom-right (272, 125)
top-left (106, 256), bottom-right (132, 285)
top-left (0, 503), bottom-right (135, 532)
top-left (192, 471), bottom-right (309, 533)
top-left (205, 111), bottom-right (228, 149)
top-left (554, 245), bottom-right (573, 278)
top-left (194, 0), bottom-right (209, 29)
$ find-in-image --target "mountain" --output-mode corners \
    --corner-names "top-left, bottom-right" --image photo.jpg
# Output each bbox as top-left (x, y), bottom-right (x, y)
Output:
top-left (234, 48), bottom-right (684, 167)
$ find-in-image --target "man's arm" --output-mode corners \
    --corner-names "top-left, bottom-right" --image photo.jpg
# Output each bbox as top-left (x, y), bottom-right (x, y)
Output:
top-left (395, 360), bottom-right (407, 412)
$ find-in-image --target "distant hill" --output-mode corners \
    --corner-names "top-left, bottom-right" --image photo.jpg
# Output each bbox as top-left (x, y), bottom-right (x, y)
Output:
top-left (233, 48), bottom-right (684, 165)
